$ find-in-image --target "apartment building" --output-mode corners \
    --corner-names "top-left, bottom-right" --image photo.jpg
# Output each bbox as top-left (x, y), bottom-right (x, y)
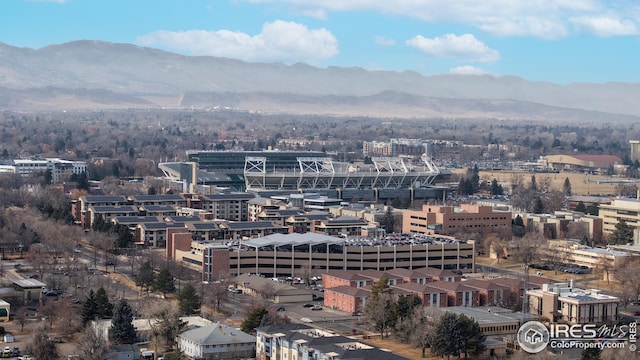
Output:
top-left (524, 211), bottom-right (603, 242)
top-left (599, 197), bottom-right (640, 235)
top-left (403, 204), bottom-right (511, 239)
top-left (542, 239), bottom-right (635, 269)
top-left (310, 216), bottom-right (370, 236)
top-left (256, 324), bottom-right (410, 360)
top-left (527, 282), bottom-right (619, 324)
top-left (200, 193), bottom-right (254, 221)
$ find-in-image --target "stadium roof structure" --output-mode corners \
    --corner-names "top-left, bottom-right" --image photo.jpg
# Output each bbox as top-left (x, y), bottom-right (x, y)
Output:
top-left (160, 151), bottom-right (440, 191)
top-left (243, 232), bottom-right (345, 248)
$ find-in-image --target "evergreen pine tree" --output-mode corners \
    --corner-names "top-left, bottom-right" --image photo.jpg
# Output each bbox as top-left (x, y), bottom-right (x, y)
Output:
top-left (241, 307), bottom-right (269, 334)
top-left (575, 201), bottom-right (587, 213)
top-left (94, 287), bottom-right (114, 318)
top-left (532, 196), bottom-right (545, 214)
top-left (177, 283), bottom-right (201, 315)
top-left (154, 267), bottom-right (176, 296)
top-left (77, 171), bottom-right (90, 191)
top-left (610, 220), bottom-right (633, 245)
top-left (110, 299), bottom-right (137, 344)
top-left (563, 177), bottom-right (572, 195)
top-left (491, 179), bottom-right (504, 195)
top-left (530, 175), bottom-right (537, 191)
top-left (136, 261), bottom-right (155, 293)
top-left (81, 289), bottom-right (98, 326)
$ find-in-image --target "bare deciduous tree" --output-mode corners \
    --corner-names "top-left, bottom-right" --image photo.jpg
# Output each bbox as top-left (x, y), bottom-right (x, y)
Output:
top-left (77, 325), bottom-right (111, 360)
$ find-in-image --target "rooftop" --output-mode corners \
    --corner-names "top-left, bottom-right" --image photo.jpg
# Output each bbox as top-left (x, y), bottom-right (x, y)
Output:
top-left (178, 322), bottom-right (255, 345)
top-left (443, 306), bottom-right (537, 325)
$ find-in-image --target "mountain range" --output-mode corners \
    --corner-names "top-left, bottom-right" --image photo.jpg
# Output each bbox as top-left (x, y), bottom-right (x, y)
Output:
top-left (1, 40), bottom-right (639, 121)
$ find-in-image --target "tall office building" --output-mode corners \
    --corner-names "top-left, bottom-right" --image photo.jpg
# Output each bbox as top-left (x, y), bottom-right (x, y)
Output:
top-left (631, 140), bottom-right (640, 162)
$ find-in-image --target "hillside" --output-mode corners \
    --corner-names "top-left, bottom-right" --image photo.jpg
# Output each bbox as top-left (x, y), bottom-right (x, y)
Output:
top-left (1, 40), bottom-right (639, 120)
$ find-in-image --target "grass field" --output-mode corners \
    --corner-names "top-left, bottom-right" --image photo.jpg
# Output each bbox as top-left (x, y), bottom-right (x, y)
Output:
top-left (362, 336), bottom-right (434, 359)
top-left (453, 169), bottom-right (631, 196)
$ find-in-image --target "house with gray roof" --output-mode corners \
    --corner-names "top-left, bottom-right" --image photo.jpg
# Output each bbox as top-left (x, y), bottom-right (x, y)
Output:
top-left (176, 322), bottom-right (255, 360)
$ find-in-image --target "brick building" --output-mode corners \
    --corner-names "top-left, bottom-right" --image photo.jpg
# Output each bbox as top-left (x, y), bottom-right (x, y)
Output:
top-left (402, 204), bottom-right (511, 239)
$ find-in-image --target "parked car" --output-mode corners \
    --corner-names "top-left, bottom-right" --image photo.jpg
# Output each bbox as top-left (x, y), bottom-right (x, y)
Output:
top-left (311, 305), bottom-right (323, 311)
top-left (302, 303), bottom-right (314, 308)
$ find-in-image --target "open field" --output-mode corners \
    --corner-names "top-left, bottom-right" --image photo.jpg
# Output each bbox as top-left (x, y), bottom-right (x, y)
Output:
top-left (362, 336), bottom-right (434, 359)
top-left (453, 169), bottom-right (635, 196)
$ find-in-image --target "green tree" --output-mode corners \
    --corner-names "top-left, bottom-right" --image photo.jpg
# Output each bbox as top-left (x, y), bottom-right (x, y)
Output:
top-left (532, 196), bottom-right (545, 214)
top-left (114, 224), bottom-right (134, 248)
top-left (431, 313), bottom-right (485, 359)
top-left (512, 215), bottom-right (526, 237)
top-left (81, 289), bottom-right (98, 326)
top-left (154, 267), bottom-right (176, 296)
top-left (530, 175), bottom-right (537, 191)
top-left (609, 219), bottom-right (633, 245)
top-left (490, 178), bottom-right (503, 195)
top-left (458, 314), bottom-right (486, 358)
top-left (44, 169), bottom-right (53, 185)
top-left (177, 283), bottom-right (201, 315)
top-left (110, 299), bottom-right (137, 344)
top-left (586, 202), bottom-right (600, 216)
top-left (431, 312), bottom-right (462, 358)
top-left (241, 307), bottom-right (269, 334)
top-left (76, 171), bottom-right (90, 191)
top-left (94, 287), bottom-right (114, 319)
top-left (575, 201), bottom-right (587, 213)
top-left (136, 261), bottom-right (155, 293)
top-left (563, 177), bottom-right (572, 195)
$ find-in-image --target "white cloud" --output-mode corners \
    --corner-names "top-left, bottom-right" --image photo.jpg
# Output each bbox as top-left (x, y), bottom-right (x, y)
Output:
top-left (239, 0), bottom-right (639, 39)
top-left (375, 36), bottom-right (396, 46)
top-left (406, 33), bottom-right (500, 63)
top-left (298, 8), bottom-right (328, 20)
top-left (136, 20), bottom-right (338, 63)
top-left (449, 65), bottom-right (490, 75)
top-left (570, 16), bottom-right (639, 37)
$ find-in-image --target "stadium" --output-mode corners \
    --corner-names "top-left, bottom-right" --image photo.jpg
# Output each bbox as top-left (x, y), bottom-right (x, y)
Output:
top-left (159, 150), bottom-right (445, 200)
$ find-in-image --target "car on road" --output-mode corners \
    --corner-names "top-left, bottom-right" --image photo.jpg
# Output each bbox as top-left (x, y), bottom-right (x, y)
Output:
top-left (311, 305), bottom-right (322, 311)
top-left (302, 303), bottom-right (314, 308)
top-left (300, 317), bottom-right (313, 323)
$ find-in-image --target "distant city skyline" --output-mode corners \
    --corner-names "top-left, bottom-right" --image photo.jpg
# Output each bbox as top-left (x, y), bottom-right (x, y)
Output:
top-left (3, 0), bottom-right (640, 84)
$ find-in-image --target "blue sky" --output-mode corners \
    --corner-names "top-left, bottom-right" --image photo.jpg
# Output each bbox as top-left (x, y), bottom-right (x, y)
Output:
top-left (2, 0), bottom-right (640, 84)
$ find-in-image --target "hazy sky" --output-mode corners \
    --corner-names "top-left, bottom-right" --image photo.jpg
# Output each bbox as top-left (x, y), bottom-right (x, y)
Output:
top-left (3, 0), bottom-right (640, 84)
